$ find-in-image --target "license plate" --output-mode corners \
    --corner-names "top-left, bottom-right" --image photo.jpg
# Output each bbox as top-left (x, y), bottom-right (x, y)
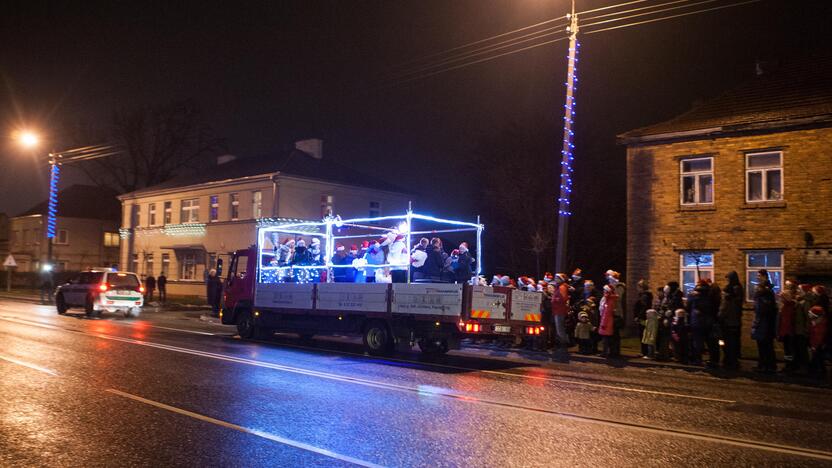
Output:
top-left (118, 290), bottom-right (130, 296)
top-left (494, 325), bottom-right (511, 334)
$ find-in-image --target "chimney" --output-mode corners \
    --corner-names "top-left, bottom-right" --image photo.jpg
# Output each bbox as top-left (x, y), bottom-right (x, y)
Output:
top-left (295, 138), bottom-right (323, 160)
top-left (217, 154), bottom-right (237, 165)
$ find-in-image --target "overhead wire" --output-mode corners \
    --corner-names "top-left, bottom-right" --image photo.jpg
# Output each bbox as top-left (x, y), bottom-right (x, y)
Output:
top-left (582, 0), bottom-right (727, 29)
top-left (583, 0), bottom-right (764, 34)
top-left (580, 0), bottom-right (704, 21)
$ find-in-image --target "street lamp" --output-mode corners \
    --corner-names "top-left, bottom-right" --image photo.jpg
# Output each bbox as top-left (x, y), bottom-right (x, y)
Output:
top-left (17, 131), bottom-right (40, 149)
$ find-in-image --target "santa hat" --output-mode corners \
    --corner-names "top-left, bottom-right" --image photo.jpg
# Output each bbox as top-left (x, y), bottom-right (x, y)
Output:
top-left (571, 268), bottom-right (582, 278)
top-left (284, 238), bottom-right (296, 245)
top-left (296, 239), bottom-right (306, 247)
top-left (809, 305), bottom-right (824, 320)
top-left (361, 240), bottom-right (370, 249)
top-left (491, 275), bottom-right (502, 286)
top-left (311, 238), bottom-right (320, 246)
top-left (605, 270), bottom-right (620, 280)
top-left (451, 249), bottom-right (460, 256)
top-left (518, 276), bottom-right (529, 285)
top-left (543, 272), bottom-right (554, 283)
top-left (350, 245), bottom-right (358, 252)
top-left (555, 273), bottom-right (568, 283)
top-left (336, 244), bottom-right (345, 252)
top-left (813, 285), bottom-right (827, 297)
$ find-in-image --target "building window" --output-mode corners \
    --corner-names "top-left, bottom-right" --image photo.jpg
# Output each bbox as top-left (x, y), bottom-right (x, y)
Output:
top-left (130, 254), bottom-right (139, 272)
top-left (149, 203), bottom-right (157, 226)
top-left (161, 253), bottom-right (170, 276)
top-left (680, 157), bottom-right (713, 205)
top-left (746, 251), bottom-right (783, 301)
top-left (252, 191), bottom-right (262, 219)
top-left (230, 193), bottom-right (240, 220)
top-left (180, 198), bottom-right (200, 223)
top-left (209, 195), bottom-right (219, 222)
top-left (54, 229), bottom-right (69, 245)
top-left (181, 253), bottom-right (196, 280)
top-left (746, 151), bottom-right (783, 202)
top-left (680, 251), bottom-right (714, 294)
top-left (103, 232), bottom-right (120, 247)
top-left (164, 201), bottom-right (172, 224)
top-left (134, 205), bottom-right (141, 228)
top-left (369, 201), bottom-right (381, 218)
top-left (144, 253), bottom-right (154, 276)
top-left (321, 194), bottom-right (334, 218)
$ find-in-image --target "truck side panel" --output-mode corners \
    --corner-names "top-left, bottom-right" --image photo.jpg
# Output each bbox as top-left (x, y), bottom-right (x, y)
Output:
top-left (509, 289), bottom-right (543, 323)
top-left (255, 283), bottom-right (315, 311)
top-left (316, 283), bottom-right (389, 313)
top-left (391, 283), bottom-right (463, 318)
top-left (468, 285), bottom-right (507, 321)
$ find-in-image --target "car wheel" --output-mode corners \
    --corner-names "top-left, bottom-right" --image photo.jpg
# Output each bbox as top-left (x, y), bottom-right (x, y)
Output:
top-left (236, 309), bottom-right (255, 339)
top-left (362, 320), bottom-right (394, 355)
top-left (56, 294), bottom-right (68, 315)
top-left (84, 295), bottom-right (96, 317)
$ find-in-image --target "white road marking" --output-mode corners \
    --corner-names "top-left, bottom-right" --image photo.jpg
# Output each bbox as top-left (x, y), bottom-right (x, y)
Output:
top-left (3, 315), bottom-right (832, 461)
top-left (0, 353), bottom-right (58, 376)
top-left (106, 389), bottom-right (384, 468)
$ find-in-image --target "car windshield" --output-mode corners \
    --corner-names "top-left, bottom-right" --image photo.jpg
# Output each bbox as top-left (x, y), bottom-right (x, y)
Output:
top-left (108, 273), bottom-right (140, 289)
top-left (78, 272), bottom-right (104, 284)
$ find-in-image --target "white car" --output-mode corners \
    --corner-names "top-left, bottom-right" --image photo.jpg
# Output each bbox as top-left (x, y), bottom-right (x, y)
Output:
top-left (55, 269), bottom-right (144, 318)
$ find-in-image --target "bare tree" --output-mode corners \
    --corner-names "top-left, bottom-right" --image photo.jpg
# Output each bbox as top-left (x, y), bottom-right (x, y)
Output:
top-left (71, 100), bottom-right (226, 193)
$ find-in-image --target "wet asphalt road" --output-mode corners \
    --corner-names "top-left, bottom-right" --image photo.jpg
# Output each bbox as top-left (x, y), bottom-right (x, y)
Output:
top-left (1, 299), bottom-right (831, 467)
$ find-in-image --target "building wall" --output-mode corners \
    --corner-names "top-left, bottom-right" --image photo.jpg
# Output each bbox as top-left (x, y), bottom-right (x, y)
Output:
top-left (8, 215), bottom-right (119, 272)
top-left (119, 174), bottom-right (412, 296)
top-left (626, 126), bottom-right (832, 311)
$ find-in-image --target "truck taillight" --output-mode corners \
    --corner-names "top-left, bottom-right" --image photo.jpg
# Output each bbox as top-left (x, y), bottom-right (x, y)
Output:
top-left (99, 283), bottom-right (109, 292)
top-left (464, 322), bottom-right (482, 333)
top-left (525, 326), bottom-right (542, 335)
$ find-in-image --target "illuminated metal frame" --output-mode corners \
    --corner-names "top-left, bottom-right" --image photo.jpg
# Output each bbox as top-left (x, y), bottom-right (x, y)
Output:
top-left (255, 209), bottom-right (484, 283)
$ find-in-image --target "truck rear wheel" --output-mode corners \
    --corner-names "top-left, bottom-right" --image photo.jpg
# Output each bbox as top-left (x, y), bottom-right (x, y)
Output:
top-left (418, 338), bottom-right (449, 356)
top-left (362, 320), bottom-right (393, 355)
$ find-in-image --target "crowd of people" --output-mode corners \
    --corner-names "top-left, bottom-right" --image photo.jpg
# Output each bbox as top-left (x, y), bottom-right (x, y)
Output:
top-left (267, 232), bottom-right (475, 284)
top-left (499, 268), bottom-right (831, 380)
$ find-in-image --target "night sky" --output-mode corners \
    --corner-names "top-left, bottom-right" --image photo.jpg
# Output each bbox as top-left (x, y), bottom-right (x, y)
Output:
top-left (1, 0), bottom-right (829, 274)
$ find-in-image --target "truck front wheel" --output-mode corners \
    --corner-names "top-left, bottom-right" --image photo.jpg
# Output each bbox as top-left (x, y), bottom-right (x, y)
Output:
top-left (236, 309), bottom-right (255, 339)
top-left (363, 321), bottom-right (394, 355)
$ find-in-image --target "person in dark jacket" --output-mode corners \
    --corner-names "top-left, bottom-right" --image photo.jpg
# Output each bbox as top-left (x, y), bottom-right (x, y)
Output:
top-left (687, 280), bottom-right (718, 367)
top-left (206, 269), bottom-right (222, 317)
top-left (145, 275), bottom-right (156, 303)
top-left (422, 238), bottom-right (445, 281)
top-left (718, 271), bottom-right (744, 371)
top-left (633, 279), bottom-right (653, 357)
top-left (157, 274), bottom-right (167, 303)
top-left (453, 242), bottom-right (474, 283)
top-left (751, 269), bottom-right (778, 373)
top-left (661, 281), bottom-right (684, 313)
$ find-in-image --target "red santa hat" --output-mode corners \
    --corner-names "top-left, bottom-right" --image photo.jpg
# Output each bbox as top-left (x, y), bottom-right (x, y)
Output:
top-left (336, 244), bottom-right (345, 252)
top-left (284, 238), bottom-right (295, 245)
top-left (451, 249), bottom-right (460, 256)
top-left (350, 245), bottom-right (358, 252)
top-left (543, 272), bottom-right (554, 283)
top-left (361, 240), bottom-right (370, 248)
top-left (605, 270), bottom-right (620, 280)
top-left (555, 273), bottom-right (568, 283)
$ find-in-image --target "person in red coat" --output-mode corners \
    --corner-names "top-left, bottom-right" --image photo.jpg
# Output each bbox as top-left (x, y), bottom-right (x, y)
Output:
top-left (778, 280), bottom-right (798, 372)
top-left (808, 304), bottom-right (827, 380)
top-left (599, 283), bottom-right (618, 357)
top-left (551, 273), bottom-right (571, 350)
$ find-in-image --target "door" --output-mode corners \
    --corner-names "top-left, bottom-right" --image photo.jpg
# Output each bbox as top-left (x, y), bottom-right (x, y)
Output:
top-left (224, 250), bottom-right (251, 312)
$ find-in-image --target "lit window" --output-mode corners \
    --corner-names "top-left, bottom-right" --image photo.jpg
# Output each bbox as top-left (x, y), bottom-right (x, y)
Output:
top-left (680, 157), bottom-right (713, 205)
top-left (210, 195), bottom-right (219, 222)
top-left (252, 191), bottom-right (262, 219)
top-left (180, 199), bottom-right (200, 223)
top-left (679, 251), bottom-right (714, 294)
top-left (369, 201), bottom-right (381, 218)
top-left (54, 229), bottom-right (69, 245)
top-left (149, 203), bottom-right (157, 226)
top-left (321, 194), bottom-right (334, 218)
top-left (230, 193), bottom-right (239, 220)
top-left (746, 251), bottom-right (783, 301)
top-left (164, 201), bottom-right (172, 224)
top-left (181, 253), bottom-right (196, 280)
top-left (103, 232), bottom-right (120, 247)
top-left (746, 151), bottom-right (783, 202)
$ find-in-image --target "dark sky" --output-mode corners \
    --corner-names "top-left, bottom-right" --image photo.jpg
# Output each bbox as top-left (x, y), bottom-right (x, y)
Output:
top-left (1, 0), bottom-right (829, 271)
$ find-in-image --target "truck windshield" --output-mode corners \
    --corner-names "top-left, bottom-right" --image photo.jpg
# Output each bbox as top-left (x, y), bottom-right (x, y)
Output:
top-left (108, 273), bottom-right (140, 289)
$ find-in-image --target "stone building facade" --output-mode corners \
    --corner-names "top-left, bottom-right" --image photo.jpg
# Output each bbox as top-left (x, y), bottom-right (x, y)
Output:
top-left (620, 59), bottom-right (832, 310)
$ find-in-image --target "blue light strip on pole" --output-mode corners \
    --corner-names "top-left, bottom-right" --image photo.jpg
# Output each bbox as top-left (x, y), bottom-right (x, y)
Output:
top-left (46, 163), bottom-right (60, 238)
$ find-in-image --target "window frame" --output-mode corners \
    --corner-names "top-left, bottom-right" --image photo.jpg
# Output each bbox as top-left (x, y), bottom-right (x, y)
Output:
top-left (209, 195), bottom-right (219, 222)
top-left (745, 151), bottom-right (783, 203)
top-left (180, 198), bottom-right (200, 223)
top-left (161, 253), bottom-right (170, 276)
top-left (745, 250), bottom-right (784, 301)
top-left (181, 253), bottom-right (196, 280)
top-left (679, 156), bottom-right (714, 206)
top-left (252, 191), bottom-right (262, 219)
top-left (149, 203), bottom-right (157, 226)
top-left (103, 232), bottom-right (120, 247)
top-left (163, 201), bottom-right (172, 224)
top-left (54, 229), bottom-right (69, 245)
top-left (230, 193), bottom-right (240, 221)
top-left (321, 194), bottom-right (334, 218)
top-left (679, 251), bottom-right (714, 294)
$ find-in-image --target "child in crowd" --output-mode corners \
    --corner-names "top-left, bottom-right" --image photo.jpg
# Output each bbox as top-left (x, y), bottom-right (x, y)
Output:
top-left (671, 308), bottom-right (689, 364)
top-left (641, 309), bottom-right (658, 359)
top-left (574, 311), bottom-right (595, 354)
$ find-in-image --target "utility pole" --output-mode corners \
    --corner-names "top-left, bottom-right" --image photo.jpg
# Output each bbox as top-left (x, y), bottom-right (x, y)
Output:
top-left (555, 0), bottom-right (579, 274)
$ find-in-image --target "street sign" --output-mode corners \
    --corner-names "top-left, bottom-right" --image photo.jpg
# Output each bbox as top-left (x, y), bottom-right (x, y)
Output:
top-left (3, 255), bottom-right (16, 268)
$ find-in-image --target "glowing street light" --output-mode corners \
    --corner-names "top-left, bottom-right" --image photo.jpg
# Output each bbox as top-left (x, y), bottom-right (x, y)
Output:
top-left (15, 130), bottom-right (40, 149)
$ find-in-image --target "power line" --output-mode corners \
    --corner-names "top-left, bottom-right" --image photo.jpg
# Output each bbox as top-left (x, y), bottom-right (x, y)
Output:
top-left (583, 0), bottom-right (764, 34)
top-left (578, 0), bottom-right (656, 15)
top-left (581, 0), bottom-right (703, 21)
top-left (582, 0), bottom-right (726, 29)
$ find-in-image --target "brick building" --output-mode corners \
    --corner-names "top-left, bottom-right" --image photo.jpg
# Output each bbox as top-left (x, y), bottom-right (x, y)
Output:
top-left (619, 59), bottom-right (832, 310)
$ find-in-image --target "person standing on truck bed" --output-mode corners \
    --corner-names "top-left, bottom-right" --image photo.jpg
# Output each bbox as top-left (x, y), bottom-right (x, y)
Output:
top-left (453, 242), bottom-right (474, 283)
top-left (364, 240), bottom-right (385, 282)
top-left (331, 244), bottom-right (355, 282)
top-left (422, 238), bottom-right (446, 282)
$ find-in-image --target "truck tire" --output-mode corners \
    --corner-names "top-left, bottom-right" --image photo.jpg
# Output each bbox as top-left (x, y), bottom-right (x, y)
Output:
top-left (362, 320), bottom-right (394, 355)
top-left (236, 309), bottom-right (255, 339)
top-left (56, 294), bottom-right (68, 315)
top-left (418, 338), bottom-right (449, 356)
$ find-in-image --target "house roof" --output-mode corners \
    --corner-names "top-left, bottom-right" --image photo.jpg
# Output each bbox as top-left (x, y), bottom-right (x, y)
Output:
top-left (619, 57), bottom-right (832, 144)
top-left (122, 147), bottom-right (410, 198)
top-left (17, 184), bottom-right (120, 221)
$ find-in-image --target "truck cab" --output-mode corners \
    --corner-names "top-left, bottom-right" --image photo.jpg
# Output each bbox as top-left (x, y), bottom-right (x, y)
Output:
top-left (220, 246), bottom-right (256, 327)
